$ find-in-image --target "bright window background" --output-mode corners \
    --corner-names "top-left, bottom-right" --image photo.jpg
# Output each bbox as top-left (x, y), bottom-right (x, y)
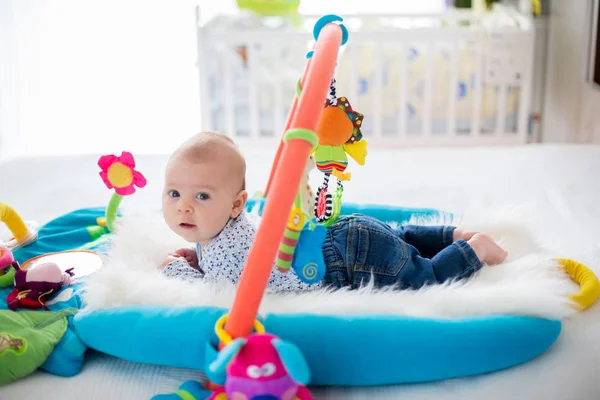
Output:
top-left (0, 0), bottom-right (446, 159)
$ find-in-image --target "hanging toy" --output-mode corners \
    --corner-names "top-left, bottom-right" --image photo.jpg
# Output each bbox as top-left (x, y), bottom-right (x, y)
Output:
top-left (313, 77), bottom-right (368, 226)
top-left (276, 193), bottom-right (313, 273)
top-left (291, 223), bottom-right (327, 285)
top-left (208, 315), bottom-right (313, 400)
top-left (275, 190), bottom-right (327, 285)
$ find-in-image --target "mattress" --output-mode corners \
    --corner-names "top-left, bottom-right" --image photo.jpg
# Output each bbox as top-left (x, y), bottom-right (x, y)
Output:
top-left (1, 143), bottom-right (600, 400)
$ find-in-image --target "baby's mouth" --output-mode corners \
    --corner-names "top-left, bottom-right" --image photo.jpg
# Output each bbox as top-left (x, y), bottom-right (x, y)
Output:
top-left (179, 223), bottom-right (197, 230)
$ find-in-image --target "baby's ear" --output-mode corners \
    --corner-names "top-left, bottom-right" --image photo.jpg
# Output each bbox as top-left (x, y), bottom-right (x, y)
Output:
top-left (231, 190), bottom-right (248, 218)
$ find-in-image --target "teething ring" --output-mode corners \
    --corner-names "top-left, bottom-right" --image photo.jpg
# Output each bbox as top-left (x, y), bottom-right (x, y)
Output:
top-left (214, 314), bottom-right (265, 345)
top-left (558, 258), bottom-right (600, 310)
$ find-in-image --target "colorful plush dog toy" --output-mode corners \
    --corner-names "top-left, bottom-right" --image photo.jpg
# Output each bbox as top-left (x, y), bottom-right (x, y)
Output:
top-left (6, 262), bottom-right (75, 311)
top-left (208, 332), bottom-right (313, 400)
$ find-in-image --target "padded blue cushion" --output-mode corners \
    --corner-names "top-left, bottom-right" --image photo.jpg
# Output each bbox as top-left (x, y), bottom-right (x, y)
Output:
top-left (264, 313), bottom-right (561, 385)
top-left (40, 317), bottom-right (87, 377)
top-left (74, 306), bottom-right (226, 370)
top-left (74, 306), bottom-right (561, 386)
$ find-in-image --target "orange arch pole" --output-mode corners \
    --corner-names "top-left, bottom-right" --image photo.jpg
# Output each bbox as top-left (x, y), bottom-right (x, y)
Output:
top-left (224, 23), bottom-right (343, 340)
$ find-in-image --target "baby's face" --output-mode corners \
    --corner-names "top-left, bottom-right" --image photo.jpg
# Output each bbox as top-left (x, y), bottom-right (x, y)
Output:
top-left (162, 156), bottom-right (245, 245)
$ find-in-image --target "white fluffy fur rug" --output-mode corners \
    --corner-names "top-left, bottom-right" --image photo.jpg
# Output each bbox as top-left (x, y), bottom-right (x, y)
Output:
top-left (80, 208), bottom-right (580, 320)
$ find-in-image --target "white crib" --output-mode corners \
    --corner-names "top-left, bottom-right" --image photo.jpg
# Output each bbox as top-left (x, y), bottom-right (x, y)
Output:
top-left (195, 6), bottom-right (535, 147)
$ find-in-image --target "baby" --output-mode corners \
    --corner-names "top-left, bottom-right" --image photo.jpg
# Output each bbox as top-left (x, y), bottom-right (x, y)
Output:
top-left (160, 132), bottom-right (508, 292)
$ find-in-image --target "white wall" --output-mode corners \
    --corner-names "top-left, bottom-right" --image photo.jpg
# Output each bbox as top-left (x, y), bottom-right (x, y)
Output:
top-left (0, 0), bottom-right (21, 158)
top-left (543, 0), bottom-right (600, 143)
top-left (0, 0), bottom-right (202, 159)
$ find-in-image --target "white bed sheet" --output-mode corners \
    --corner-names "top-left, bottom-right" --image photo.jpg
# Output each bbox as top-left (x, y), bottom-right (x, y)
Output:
top-left (1, 143), bottom-right (600, 400)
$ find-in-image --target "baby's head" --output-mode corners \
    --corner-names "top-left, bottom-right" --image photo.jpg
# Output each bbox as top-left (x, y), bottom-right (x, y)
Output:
top-left (162, 131), bottom-right (247, 245)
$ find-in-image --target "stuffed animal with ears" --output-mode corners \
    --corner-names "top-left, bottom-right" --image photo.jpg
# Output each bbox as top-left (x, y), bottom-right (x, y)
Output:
top-left (6, 262), bottom-right (75, 311)
top-left (208, 332), bottom-right (313, 400)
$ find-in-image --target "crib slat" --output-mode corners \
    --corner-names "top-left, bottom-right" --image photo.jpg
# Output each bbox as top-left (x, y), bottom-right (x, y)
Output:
top-left (224, 50), bottom-right (235, 137)
top-left (247, 42), bottom-right (259, 138)
top-left (471, 35), bottom-right (483, 137)
top-left (447, 41), bottom-right (458, 137)
top-left (373, 42), bottom-right (383, 138)
top-left (496, 85), bottom-right (507, 135)
top-left (517, 32), bottom-right (535, 142)
top-left (398, 43), bottom-right (408, 138)
top-left (273, 42), bottom-right (283, 136)
top-left (423, 41), bottom-right (434, 138)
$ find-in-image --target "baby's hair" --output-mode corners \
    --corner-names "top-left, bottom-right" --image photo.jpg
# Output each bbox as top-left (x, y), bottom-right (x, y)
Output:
top-left (171, 131), bottom-right (246, 191)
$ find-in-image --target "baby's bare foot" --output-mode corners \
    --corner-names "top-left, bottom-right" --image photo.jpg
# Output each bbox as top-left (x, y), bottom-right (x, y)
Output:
top-left (467, 233), bottom-right (508, 265)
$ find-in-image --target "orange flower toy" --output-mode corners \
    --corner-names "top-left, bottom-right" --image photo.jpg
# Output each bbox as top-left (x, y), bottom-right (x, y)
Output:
top-left (97, 151), bottom-right (147, 232)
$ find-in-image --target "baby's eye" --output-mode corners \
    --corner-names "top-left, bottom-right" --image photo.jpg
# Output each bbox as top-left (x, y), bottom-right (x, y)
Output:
top-left (168, 190), bottom-right (180, 198)
top-left (196, 193), bottom-right (210, 200)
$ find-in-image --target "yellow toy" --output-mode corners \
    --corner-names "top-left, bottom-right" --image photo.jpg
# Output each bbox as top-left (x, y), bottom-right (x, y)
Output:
top-left (0, 202), bottom-right (39, 287)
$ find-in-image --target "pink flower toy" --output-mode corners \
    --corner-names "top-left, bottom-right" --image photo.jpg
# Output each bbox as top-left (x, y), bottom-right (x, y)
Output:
top-left (97, 151), bottom-right (147, 232)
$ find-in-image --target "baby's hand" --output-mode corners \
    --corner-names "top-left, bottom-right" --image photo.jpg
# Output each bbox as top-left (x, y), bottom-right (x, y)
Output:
top-left (160, 247), bottom-right (199, 270)
top-left (467, 233), bottom-right (508, 265)
top-left (173, 247), bottom-right (199, 269)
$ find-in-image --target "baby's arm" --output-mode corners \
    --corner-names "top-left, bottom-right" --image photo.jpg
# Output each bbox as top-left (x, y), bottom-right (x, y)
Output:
top-left (162, 258), bottom-right (204, 281)
top-left (160, 247), bottom-right (199, 270)
top-left (200, 219), bottom-right (254, 285)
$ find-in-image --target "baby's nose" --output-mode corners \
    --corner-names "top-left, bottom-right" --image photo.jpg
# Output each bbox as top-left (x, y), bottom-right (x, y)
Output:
top-left (177, 201), bottom-right (193, 213)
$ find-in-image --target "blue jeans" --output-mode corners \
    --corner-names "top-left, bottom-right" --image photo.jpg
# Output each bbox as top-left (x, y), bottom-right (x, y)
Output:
top-left (321, 214), bottom-right (483, 290)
